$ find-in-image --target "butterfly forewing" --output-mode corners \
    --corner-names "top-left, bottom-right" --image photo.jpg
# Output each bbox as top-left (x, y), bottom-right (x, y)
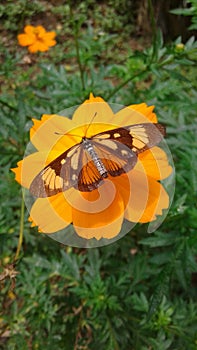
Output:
top-left (30, 144), bottom-right (82, 197)
top-left (93, 123), bottom-right (165, 154)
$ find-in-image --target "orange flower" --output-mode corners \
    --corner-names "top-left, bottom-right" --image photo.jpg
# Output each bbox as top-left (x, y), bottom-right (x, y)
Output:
top-left (17, 25), bottom-right (56, 53)
top-left (12, 94), bottom-right (173, 247)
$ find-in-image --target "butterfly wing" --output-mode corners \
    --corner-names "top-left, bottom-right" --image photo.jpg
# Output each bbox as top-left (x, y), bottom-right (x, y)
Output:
top-left (92, 139), bottom-right (137, 175)
top-left (29, 142), bottom-right (106, 197)
top-left (30, 122), bottom-right (165, 196)
top-left (78, 123), bottom-right (165, 190)
top-left (77, 159), bottom-right (106, 192)
top-left (92, 123), bottom-right (165, 154)
top-left (29, 143), bottom-right (83, 197)
top-left (76, 139), bottom-right (137, 192)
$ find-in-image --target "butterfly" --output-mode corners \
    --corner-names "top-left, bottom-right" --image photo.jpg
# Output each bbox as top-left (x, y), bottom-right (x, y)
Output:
top-left (29, 122), bottom-right (165, 197)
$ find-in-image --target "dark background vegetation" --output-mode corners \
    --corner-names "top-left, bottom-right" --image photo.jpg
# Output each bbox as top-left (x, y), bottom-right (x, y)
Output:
top-left (0, 1), bottom-right (197, 349)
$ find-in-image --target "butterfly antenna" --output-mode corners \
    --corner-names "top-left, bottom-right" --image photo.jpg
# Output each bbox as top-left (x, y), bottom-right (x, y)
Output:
top-left (84, 112), bottom-right (97, 137)
top-left (54, 131), bottom-right (82, 138)
top-left (54, 112), bottom-right (97, 138)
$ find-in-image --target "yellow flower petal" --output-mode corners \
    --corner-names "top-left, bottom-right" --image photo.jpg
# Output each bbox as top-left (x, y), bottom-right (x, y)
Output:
top-left (107, 174), bottom-right (130, 209)
top-left (18, 25), bottom-right (56, 53)
top-left (17, 33), bottom-right (35, 46)
top-left (74, 213), bottom-right (124, 240)
top-left (130, 103), bottom-right (158, 123)
top-left (11, 151), bottom-right (64, 188)
top-left (46, 39), bottom-right (56, 47)
top-left (85, 92), bottom-right (105, 103)
top-left (29, 42), bottom-right (49, 53)
top-left (35, 25), bottom-right (46, 35)
top-left (124, 166), bottom-right (149, 223)
top-left (42, 32), bottom-right (56, 41)
top-left (30, 114), bottom-right (74, 152)
top-left (138, 179), bottom-right (169, 223)
top-left (30, 114), bottom-right (53, 137)
top-left (11, 162), bottom-right (23, 185)
top-left (124, 161), bottom-right (170, 223)
top-left (138, 147), bottom-right (173, 180)
top-left (72, 182), bottom-right (125, 239)
top-left (11, 153), bottom-right (45, 188)
top-left (114, 103), bottom-right (158, 127)
top-left (28, 42), bottom-right (42, 53)
top-left (30, 194), bottom-right (72, 233)
top-left (24, 25), bottom-right (35, 35)
top-left (72, 97), bottom-right (114, 126)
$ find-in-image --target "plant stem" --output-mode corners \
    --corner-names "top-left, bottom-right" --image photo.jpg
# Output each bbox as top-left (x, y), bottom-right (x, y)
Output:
top-left (148, 0), bottom-right (157, 61)
top-left (69, 4), bottom-right (85, 91)
top-left (14, 194), bottom-right (24, 261)
top-left (74, 30), bottom-right (85, 91)
top-left (106, 68), bottom-right (148, 100)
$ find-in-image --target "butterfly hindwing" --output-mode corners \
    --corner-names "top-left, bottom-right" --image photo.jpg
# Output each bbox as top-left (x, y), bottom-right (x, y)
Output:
top-left (76, 138), bottom-right (137, 191)
top-left (92, 138), bottom-right (137, 175)
top-left (77, 160), bottom-right (105, 192)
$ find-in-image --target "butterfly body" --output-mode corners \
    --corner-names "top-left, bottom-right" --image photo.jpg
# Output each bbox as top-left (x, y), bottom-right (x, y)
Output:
top-left (81, 137), bottom-right (108, 179)
top-left (29, 123), bottom-right (165, 197)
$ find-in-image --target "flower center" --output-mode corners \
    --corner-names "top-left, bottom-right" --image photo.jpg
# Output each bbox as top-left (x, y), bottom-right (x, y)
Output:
top-left (33, 28), bottom-right (44, 42)
top-left (33, 28), bottom-right (40, 35)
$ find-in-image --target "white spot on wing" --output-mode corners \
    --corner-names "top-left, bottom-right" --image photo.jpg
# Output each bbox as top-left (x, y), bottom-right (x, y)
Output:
top-left (121, 149), bottom-right (129, 156)
top-left (113, 133), bottom-right (121, 138)
top-left (48, 171), bottom-right (56, 189)
top-left (99, 139), bottom-right (118, 150)
top-left (72, 174), bottom-right (78, 181)
top-left (97, 133), bottom-right (110, 139)
top-left (42, 168), bottom-right (53, 182)
top-left (71, 149), bottom-right (80, 170)
top-left (129, 126), bottom-right (149, 143)
top-left (132, 139), bottom-right (146, 149)
top-left (55, 176), bottom-right (63, 189)
top-left (64, 180), bottom-right (69, 187)
top-left (67, 147), bottom-right (78, 158)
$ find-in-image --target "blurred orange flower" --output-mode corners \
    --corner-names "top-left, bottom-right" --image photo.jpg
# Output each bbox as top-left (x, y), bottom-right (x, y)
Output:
top-left (17, 25), bottom-right (56, 53)
top-left (12, 94), bottom-right (172, 242)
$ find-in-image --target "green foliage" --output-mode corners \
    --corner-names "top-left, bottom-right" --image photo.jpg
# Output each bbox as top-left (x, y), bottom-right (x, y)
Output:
top-left (170, 0), bottom-right (197, 30)
top-left (0, 1), bottom-right (197, 349)
top-left (0, 0), bottom-right (45, 31)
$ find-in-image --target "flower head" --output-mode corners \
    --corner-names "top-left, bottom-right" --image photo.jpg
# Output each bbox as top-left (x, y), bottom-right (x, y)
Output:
top-left (12, 94), bottom-right (173, 247)
top-left (17, 25), bottom-right (56, 53)
top-left (175, 43), bottom-right (185, 53)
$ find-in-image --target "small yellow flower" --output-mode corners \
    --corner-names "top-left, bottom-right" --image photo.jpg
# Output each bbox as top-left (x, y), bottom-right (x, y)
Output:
top-left (175, 43), bottom-right (185, 52)
top-left (17, 25), bottom-right (56, 53)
